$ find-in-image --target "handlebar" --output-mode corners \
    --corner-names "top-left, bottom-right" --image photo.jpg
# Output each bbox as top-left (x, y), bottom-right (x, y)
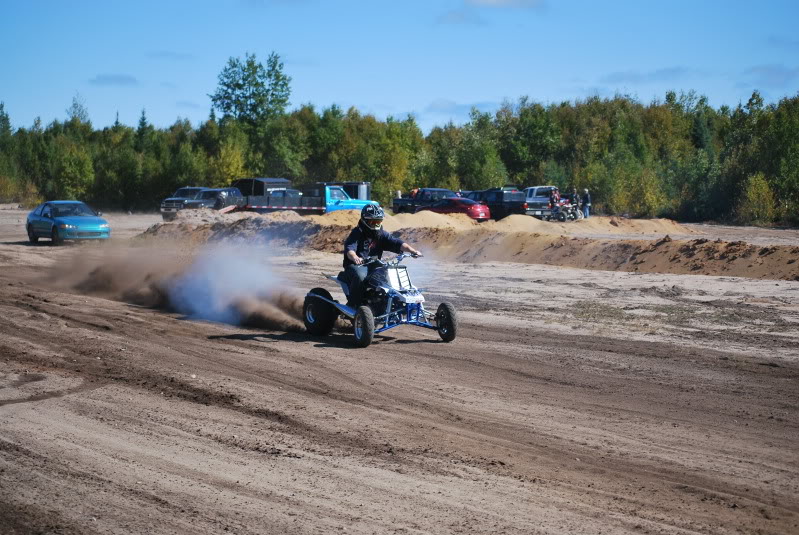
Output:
top-left (362, 252), bottom-right (421, 266)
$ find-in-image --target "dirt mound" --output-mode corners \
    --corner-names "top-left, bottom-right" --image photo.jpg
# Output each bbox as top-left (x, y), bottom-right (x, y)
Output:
top-left (309, 209), bottom-right (361, 227)
top-left (138, 211), bottom-right (798, 280)
top-left (390, 211), bottom-right (477, 231)
top-left (576, 216), bottom-right (696, 235)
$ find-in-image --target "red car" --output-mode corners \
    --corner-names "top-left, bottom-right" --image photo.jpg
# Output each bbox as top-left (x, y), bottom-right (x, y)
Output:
top-left (415, 197), bottom-right (491, 222)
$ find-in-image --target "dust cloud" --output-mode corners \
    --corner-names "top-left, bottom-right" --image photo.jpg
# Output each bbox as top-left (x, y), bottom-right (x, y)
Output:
top-left (47, 241), bottom-right (305, 331)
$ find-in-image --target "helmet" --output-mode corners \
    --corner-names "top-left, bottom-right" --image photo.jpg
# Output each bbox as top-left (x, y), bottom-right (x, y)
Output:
top-left (360, 204), bottom-right (384, 231)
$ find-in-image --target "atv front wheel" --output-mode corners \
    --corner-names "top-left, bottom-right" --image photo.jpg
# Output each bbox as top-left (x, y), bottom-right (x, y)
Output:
top-left (353, 306), bottom-right (375, 348)
top-left (436, 302), bottom-right (458, 342)
top-left (303, 288), bottom-right (337, 336)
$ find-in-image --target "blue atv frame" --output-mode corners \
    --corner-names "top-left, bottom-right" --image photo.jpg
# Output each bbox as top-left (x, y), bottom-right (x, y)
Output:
top-left (303, 253), bottom-right (457, 347)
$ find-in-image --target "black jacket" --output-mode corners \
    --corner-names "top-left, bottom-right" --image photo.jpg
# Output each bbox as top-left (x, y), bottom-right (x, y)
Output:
top-left (343, 224), bottom-right (404, 267)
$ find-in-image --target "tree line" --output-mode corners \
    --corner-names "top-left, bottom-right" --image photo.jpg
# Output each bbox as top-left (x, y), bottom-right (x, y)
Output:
top-left (0, 52), bottom-right (797, 225)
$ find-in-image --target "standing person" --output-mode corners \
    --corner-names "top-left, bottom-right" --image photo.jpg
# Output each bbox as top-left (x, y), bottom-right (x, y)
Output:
top-left (581, 188), bottom-right (591, 219)
top-left (571, 187), bottom-right (580, 207)
top-left (343, 204), bottom-right (423, 307)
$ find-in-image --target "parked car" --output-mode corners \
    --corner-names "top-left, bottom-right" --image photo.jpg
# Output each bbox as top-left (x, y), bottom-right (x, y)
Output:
top-left (524, 186), bottom-right (559, 219)
top-left (524, 185), bottom-right (583, 220)
top-left (26, 201), bottom-right (110, 245)
top-left (415, 197), bottom-right (491, 222)
top-left (392, 188), bottom-right (458, 213)
top-left (187, 187), bottom-right (243, 210)
top-left (160, 187), bottom-right (207, 220)
top-left (466, 188), bottom-right (527, 220)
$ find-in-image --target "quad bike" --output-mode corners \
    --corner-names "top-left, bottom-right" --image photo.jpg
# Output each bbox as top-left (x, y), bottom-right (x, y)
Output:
top-left (544, 200), bottom-right (582, 222)
top-left (564, 201), bottom-right (584, 220)
top-left (544, 201), bottom-right (568, 222)
top-left (303, 253), bottom-right (457, 348)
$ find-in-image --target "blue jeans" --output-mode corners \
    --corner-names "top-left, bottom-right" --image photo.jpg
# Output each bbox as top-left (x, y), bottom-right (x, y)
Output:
top-left (343, 264), bottom-right (370, 306)
top-left (583, 205), bottom-right (590, 218)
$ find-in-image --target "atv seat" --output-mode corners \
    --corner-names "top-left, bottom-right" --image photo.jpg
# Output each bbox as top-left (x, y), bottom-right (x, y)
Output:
top-left (335, 271), bottom-right (351, 297)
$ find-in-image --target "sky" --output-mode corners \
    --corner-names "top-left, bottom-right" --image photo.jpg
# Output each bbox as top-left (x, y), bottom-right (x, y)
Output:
top-left (1, 0), bottom-right (798, 134)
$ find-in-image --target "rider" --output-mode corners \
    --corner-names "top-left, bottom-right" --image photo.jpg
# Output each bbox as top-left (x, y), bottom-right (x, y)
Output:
top-left (549, 187), bottom-right (561, 217)
top-left (343, 204), bottom-right (422, 307)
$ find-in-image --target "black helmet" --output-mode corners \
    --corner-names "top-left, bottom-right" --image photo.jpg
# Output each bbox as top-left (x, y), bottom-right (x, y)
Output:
top-left (360, 204), bottom-right (384, 231)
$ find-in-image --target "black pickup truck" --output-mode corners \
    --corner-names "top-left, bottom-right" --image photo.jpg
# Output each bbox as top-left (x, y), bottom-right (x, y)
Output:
top-left (392, 188), bottom-right (458, 214)
top-left (160, 187), bottom-right (244, 220)
top-left (465, 187), bottom-right (528, 220)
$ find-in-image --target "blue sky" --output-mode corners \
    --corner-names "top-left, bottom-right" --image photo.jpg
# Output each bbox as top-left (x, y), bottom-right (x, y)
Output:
top-left (1, 0), bottom-right (798, 134)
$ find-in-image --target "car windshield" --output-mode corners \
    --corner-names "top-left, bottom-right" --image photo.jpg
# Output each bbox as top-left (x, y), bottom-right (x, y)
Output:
top-left (198, 190), bottom-right (219, 199)
top-left (174, 188), bottom-right (203, 198)
top-left (52, 203), bottom-right (96, 217)
top-left (456, 199), bottom-right (479, 206)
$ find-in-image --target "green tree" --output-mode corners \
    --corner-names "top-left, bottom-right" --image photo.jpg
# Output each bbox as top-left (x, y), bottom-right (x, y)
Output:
top-left (50, 136), bottom-right (94, 199)
top-left (306, 105), bottom-right (344, 182)
top-left (457, 109), bottom-right (507, 191)
top-left (209, 52), bottom-right (291, 127)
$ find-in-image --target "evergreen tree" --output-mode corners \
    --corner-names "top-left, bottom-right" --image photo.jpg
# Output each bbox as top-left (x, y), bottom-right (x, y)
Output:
top-left (209, 52), bottom-right (292, 127)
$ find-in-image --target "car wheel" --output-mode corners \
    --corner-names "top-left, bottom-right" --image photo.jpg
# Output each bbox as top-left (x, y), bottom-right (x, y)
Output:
top-left (27, 224), bottom-right (38, 243)
top-left (303, 288), bottom-right (338, 336)
top-left (353, 306), bottom-right (375, 348)
top-left (50, 227), bottom-right (62, 246)
top-left (436, 302), bottom-right (458, 342)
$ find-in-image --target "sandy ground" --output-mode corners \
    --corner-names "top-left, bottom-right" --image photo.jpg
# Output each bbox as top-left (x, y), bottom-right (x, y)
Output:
top-left (1, 206), bottom-right (798, 534)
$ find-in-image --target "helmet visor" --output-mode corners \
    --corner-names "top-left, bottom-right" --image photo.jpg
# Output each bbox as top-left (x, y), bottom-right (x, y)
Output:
top-left (363, 218), bottom-right (383, 231)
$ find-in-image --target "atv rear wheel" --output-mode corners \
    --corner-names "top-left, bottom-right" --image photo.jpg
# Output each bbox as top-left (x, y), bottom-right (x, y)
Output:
top-left (303, 288), bottom-right (337, 336)
top-left (436, 302), bottom-right (458, 342)
top-left (353, 306), bottom-right (375, 348)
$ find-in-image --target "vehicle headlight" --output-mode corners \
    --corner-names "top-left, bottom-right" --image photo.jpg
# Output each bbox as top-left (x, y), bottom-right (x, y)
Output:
top-left (59, 224), bottom-right (77, 229)
top-left (99, 223), bottom-right (110, 228)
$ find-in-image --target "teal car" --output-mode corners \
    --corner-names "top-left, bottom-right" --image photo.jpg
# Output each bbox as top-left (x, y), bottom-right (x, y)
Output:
top-left (26, 201), bottom-right (110, 245)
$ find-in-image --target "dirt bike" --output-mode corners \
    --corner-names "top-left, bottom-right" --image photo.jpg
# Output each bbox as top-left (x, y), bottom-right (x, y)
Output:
top-left (303, 253), bottom-right (457, 348)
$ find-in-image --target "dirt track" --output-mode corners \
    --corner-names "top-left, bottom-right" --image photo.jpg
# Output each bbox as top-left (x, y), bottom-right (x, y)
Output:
top-left (1, 207), bottom-right (798, 534)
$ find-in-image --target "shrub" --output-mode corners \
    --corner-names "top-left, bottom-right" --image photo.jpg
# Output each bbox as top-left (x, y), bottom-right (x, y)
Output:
top-left (736, 172), bottom-right (775, 224)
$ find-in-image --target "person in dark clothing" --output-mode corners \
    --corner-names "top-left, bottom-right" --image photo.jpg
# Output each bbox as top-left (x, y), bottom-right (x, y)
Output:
top-left (570, 187), bottom-right (581, 208)
top-left (549, 188), bottom-right (561, 218)
top-left (343, 204), bottom-right (422, 307)
top-left (581, 189), bottom-right (591, 218)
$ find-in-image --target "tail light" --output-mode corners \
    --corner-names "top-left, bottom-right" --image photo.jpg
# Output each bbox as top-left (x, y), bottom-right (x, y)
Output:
top-left (523, 202), bottom-right (528, 209)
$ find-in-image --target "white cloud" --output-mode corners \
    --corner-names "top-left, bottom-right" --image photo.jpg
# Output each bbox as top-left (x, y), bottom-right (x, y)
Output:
top-left (436, 9), bottom-right (487, 25)
top-left (742, 64), bottom-right (799, 88)
top-left (88, 74), bottom-right (139, 87)
top-left (600, 67), bottom-right (697, 85)
top-left (466, 0), bottom-right (548, 9)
